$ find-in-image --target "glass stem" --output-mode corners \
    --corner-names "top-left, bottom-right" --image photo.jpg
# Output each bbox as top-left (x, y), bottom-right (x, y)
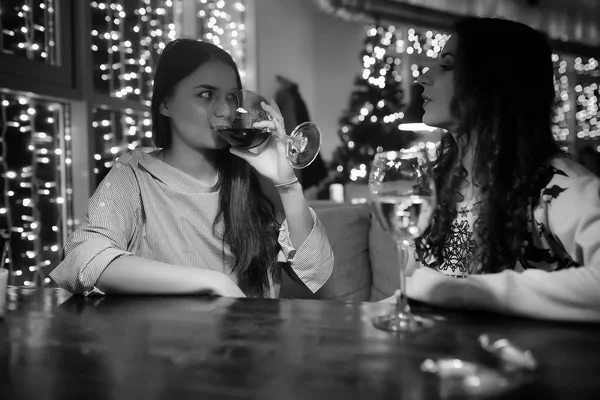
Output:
top-left (395, 241), bottom-right (411, 315)
top-left (288, 135), bottom-right (307, 154)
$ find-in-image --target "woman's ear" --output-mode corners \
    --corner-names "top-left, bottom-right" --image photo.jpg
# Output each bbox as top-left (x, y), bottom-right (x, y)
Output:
top-left (159, 101), bottom-right (170, 117)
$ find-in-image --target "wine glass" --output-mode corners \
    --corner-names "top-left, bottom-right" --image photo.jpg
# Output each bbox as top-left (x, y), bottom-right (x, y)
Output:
top-left (369, 148), bottom-right (437, 332)
top-left (207, 89), bottom-right (322, 169)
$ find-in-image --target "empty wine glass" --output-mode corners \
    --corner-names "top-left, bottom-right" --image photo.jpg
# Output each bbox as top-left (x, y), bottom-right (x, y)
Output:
top-left (369, 148), bottom-right (437, 332)
top-left (208, 89), bottom-right (321, 169)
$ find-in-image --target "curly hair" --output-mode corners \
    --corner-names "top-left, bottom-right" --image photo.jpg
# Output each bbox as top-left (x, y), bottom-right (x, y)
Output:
top-left (415, 17), bottom-right (563, 274)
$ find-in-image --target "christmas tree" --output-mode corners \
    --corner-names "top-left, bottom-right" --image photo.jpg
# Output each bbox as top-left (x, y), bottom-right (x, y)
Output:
top-left (329, 24), bottom-right (418, 185)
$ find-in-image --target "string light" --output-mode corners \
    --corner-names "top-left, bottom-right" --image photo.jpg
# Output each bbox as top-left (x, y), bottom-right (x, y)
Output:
top-left (341, 25), bottom-right (446, 183)
top-left (1, 1), bottom-right (246, 284)
top-left (0, 0), bottom-right (57, 64)
top-left (93, 108), bottom-right (153, 184)
top-left (337, 24), bottom-right (596, 186)
top-left (89, 0), bottom-right (246, 105)
top-left (91, 1), bottom-right (247, 182)
top-left (405, 29), bottom-right (449, 62)
top-left (90, 0), bottom-right (177, 105)
top-left (350, 24), bottom-right (408, 130)
top-left (0, 92), bottom-right (73, 286)
top-left (552, 53), bottom-right (571, 144)
top-left (349, 163), bottom-right (367, 181)
top-left (574, 57), bottom-right (599, 143)
top-left (199, 1), bottom-right (247, 82)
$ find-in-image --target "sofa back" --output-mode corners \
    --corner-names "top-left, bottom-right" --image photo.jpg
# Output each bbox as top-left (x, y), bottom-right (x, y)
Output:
top-left (280, 201), bottom-right (372, 301)
top-left (280, 201), bottom-right (399, 302)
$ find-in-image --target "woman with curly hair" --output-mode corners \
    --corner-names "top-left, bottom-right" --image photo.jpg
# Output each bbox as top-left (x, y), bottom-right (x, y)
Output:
top-left (386, 17), bottom-right (600, 322)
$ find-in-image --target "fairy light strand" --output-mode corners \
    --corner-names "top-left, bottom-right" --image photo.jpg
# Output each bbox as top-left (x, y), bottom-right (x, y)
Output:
top-left (29, 97), bottom-right (44, 286)
top-left (0, 0), bottom-right (56, 63)
top-left (1, 1), bottom-right (244, 285)
top-left (339, 25), bottom-right (446, 182)
top-left (93, 108), bottom-right (154, 185)
top-left (92, 0), bottom-right (247, 180)
top-left (198, 0), bottom-right (247, 82)
top-left (574, 57), bottom-right (599, 145)
top-left (338, 24), bottom-right (597, 184)
top-left (0, 95), bottom-right (15, 279)
top-left (0, 92), bottom-right (73, 286)
top-left (90, 0), bottom-right (179, 104)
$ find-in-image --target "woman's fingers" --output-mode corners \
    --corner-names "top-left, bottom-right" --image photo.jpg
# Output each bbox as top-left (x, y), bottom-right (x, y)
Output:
top-left (229, 146), bottom-right (253, 160)
top-left (260, 102), bottom-right (286, 135)
top-left (229, 134), bottom-right (279, 161)
top-left (253, 120), bottom-right (274, 130)
top-left (253, 120), bottom-right (286, 140)
top-left (260, 101), bottom-right (280, 118)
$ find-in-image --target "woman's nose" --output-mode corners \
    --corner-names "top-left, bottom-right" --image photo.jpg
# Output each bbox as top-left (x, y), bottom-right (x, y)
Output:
top-left (215, 103), bottom-right (230, 118)
top-left (417, 70), bottom-right (430, 87)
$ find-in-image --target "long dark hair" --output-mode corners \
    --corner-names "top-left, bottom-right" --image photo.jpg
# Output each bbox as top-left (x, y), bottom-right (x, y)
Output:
top-left (415, 17), bottom-right (563, 274)
top-left (151, 39), bottom-right (280, 297)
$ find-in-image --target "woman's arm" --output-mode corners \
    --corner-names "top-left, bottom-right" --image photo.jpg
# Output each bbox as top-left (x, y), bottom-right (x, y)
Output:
top-left (405, 172), bottom-right (600, 322)
top-left (50, 157), bottom-right (244, 297)
top-left (229, 104), bottom-right (334, 293)
top-left (275, 182), bottom-right (334, 292)
top-left (96, 256), bottom-right (245, 297)
top-left (405, 266), bottom-right (600, 322)
top-left (275, 181), bottom-right (314, 248)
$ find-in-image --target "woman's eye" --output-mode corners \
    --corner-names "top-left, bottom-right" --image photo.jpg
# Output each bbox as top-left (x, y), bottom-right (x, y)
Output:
top-left (198, 91), bottom-right (213, 99)
top-left (440, 64), bottom-right (453, 71)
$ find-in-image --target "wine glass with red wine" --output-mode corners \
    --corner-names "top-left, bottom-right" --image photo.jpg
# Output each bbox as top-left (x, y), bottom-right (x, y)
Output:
top-left (207, 89), bottom-right (321, 169)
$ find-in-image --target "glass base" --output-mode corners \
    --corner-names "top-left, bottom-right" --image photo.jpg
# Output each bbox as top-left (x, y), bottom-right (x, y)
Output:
top-left (287, 122), bottom-right (321, 169)
top-left (372, 312), bottom-right (435, 332)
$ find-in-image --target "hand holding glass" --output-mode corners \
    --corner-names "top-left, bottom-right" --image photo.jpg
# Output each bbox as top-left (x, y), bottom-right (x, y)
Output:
top-left (369, 149), bottom-right (437, 332)
top-left (208, 89), bottom-right (321, 169)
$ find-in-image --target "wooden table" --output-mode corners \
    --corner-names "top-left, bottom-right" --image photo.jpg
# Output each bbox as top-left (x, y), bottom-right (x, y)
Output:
top-left (1, 287), bottom-right (599, 399)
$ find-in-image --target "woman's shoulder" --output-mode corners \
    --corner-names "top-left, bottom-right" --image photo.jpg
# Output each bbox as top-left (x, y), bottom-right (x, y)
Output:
top-left (107, 148), bottom-right (160, 177)
top-left (98, 149), bottom-right (149, 188)
top-left (534, 154), bottom-right (596, 186)
top-left (116, 148), bottom-right (154, 168)
top-left (537, 153), bottom-right (600, 204)
top-left (547, 154), bottom-right (596, 179)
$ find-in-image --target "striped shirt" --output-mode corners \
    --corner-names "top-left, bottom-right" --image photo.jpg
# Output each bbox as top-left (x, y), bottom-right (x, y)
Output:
top-left (49, 149), bottom-right (334, 298)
